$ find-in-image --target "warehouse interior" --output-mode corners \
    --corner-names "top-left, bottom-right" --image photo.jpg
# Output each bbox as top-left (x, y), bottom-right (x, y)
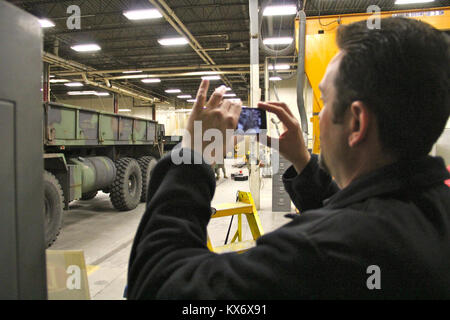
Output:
top-left (1, 0), bottom-right (449, 300)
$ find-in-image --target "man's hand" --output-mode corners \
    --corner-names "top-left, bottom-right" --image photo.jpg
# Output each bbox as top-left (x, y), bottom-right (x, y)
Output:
top-left (258, 102), bottom-right (311, 174)
top-left (182, 80), bottom-right (242, 163)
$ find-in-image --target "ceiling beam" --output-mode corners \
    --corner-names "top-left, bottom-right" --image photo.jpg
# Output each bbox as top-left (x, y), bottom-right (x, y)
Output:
top-left (44, 17), bottom-right (248, 36)
top-left (54, 64), bottom-right (255, 76)
top-left (148, 0), bottom-right (234, 88)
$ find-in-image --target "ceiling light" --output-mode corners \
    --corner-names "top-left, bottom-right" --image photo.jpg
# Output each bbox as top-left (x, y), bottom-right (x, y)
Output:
top-left (187, 99), bottom-right (197, 103)
top-left (224, 93), bottom-right (236, 97)
top-left (38, 19), bottom-right (55, 28)
top-left (67, 91), bottom-right (97, 96)
top-left (177, 95), bottom-right (192, 99)
top-left (123, 9), bottom-right (162, 20)
top-left (263, 5), bottom-right (297, 16)
top-left (64, 82), bottom-right (84, 87)
top-left (122, 70), bottom-right (143, 74)
top-left (118, 109), bottom-right (132, 112)
top-left (269, 76), bottom-right (282, 81)
top-left (202, 75), bottom-right (221, 81)
top-left (71, 44), bottom-right (101, 52)
top-left (50, 79), bottom-right (70, 83)
top-left (165, 89), bottom-right (181, 93)
top-left (67, 91), bottom-right (109, 96)
top-left (263, 37), bottom-right (293, 45)
top-left (158, 37), bottom-right (189, 46)
top-left (268, 64), bottom-right (290, 70)
top-left (395, 0), bottom-right (434, 4)
top-left (141, 78), bottom-right (161, 83)
top-left (226, 98), bottom-right (242, 103)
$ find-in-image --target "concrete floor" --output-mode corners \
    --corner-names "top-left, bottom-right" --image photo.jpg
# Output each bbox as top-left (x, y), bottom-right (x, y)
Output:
top-left (50, 159), bottom-right (294, 300)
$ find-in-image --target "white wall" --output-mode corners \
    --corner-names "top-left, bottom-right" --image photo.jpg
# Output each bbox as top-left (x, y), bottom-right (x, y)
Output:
top-left (267, 75), bottom-right (314, 150)
top-left (155, 109), bottom-right (191, 136)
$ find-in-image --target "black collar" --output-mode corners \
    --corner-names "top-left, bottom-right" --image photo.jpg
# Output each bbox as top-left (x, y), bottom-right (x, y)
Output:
top-left (323, 156), bottom-right (450, 209)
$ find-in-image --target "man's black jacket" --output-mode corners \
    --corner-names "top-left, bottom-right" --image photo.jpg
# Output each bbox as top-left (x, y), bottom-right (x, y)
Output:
top-left (127, 149), bottom-right (450, 299)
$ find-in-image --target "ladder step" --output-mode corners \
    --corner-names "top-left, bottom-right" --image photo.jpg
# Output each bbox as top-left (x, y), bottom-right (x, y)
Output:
top-left (213, 240), bottom-right (256, 254)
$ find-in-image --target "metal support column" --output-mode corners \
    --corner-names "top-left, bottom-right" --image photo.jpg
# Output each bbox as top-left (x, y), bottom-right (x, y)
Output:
top-left (249, 0), bottom-right (261, 209)
top-left (43, 62), bottom-right (50, 102)
top-left (113, 93), bottom-right (119, 114)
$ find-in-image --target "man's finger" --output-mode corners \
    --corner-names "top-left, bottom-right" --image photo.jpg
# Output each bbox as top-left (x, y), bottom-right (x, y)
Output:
top-left (265, 102), bottom-right (294, 117)
top-left (222, 99), bottom-right (232, 112)
top-left (258, 102), bottom-right (298, 131)
top-left (206, 85), bottom-right (227, 109)
top-left (192, 80), bottom-right (209, 113)
top-left (228, 100), bottom-right (242, 124)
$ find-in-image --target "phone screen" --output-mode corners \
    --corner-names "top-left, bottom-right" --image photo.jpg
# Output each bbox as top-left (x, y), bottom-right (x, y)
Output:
top-left (236, 107), bottom-right (267, 135)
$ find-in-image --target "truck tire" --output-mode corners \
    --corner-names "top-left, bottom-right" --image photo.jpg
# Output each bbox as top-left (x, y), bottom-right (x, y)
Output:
top-left (110, 157), bottom-right (142, 211)
top-left (81, 190), bottom-right (98, 200)
top-left (43, 170), bottom-right (63, 248)
top-left (137, 156), bottom-right (157, 202)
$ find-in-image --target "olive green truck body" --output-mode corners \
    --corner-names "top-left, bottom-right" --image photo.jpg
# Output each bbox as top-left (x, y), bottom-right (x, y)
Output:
top-left (43, 102), bottom-right (165, 247)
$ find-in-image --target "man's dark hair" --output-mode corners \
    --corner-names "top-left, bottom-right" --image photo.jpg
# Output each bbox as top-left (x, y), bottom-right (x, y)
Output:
top-left (334, 17), bottom-right (450, 159)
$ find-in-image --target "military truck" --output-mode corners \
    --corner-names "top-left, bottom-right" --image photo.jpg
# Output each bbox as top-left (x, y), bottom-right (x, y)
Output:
top-left (43, 102), bottom-right (165, 247)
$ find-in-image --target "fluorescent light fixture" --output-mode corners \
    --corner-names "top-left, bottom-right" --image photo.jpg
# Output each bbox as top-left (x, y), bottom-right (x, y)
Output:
top-left (118, 109), bottom-right (132, 112)
top-left (202, 75), bottom-right (221, 81)
top-left (49, 75), bottom-right (55, 78)
top-left (38, 19), bottom-right (55, 28)
top-left (263, 37), bottom-right (294, 45)
top-left (187, 99), bottom-right (197, 103)
top-left (226, 98), bottom-right (242, 103)
top-left (223, 93), bottom-right (236, 97)
top-left (95, 92), bottom-right (110, 96)
top-left (225, 87), bottom-right (232, 91)
top-left (268, 64), bottom-right (290, 70)
top-left (122, 70), bottom-right (142, 74)
top-left (50, 79), bottom-right (70, 83)
top-left (395, 0), bottom-right (434, 4)
top-left (141, 78), bottom-right (161, 83)
top-left (71, 44), bottom-right (101, 52)
top-left (263, 5), bottom-right (297, 16)
top-left (123, 9), bottom-right (162, 20)
top-left (197, 71), bottom-right (220, 76)
top-left (269, 76), bottom-right (282, 81)
top-left (67, 91), bottom-right (109, 96)
top-left (67, 91), bottom-right (97, 96)
top-left (64, 82), bottom-right (84, 87)
top-left (165, 89), bottom-right (181, 93)
top-left (177, 95), bottom-right (192, 99)
top-left (158, 37), bottom-right (189, 46)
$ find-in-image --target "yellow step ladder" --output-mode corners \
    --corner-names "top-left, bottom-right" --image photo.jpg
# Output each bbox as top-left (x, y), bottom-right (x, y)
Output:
top-left (207, 191), bottom-right (264, 254)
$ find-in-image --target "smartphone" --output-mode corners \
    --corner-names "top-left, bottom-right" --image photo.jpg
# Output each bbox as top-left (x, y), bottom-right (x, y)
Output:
top-left (236, 107), bottom-right (267, 135)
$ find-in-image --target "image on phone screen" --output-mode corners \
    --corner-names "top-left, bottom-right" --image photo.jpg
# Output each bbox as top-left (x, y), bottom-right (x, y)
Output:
top-left (236, 108), bottom-right (267, 135)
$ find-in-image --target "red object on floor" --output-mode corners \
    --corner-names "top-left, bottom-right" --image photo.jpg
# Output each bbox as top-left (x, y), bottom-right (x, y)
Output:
top-left (445, 166), bottom-right (450, 187)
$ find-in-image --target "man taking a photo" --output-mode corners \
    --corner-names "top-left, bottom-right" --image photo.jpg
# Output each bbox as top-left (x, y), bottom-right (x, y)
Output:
top-left (127, 17), bottom-right (450, 299)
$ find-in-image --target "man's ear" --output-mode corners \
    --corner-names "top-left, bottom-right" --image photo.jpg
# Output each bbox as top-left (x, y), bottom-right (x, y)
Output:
top-left (348, 101), bottom-right (370, 147)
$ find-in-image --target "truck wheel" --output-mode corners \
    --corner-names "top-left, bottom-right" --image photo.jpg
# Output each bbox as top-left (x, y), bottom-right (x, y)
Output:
top-left (43, 171), bottom-right (63, 248)
top-left (137, 156), bottom-right (157, 202)
top-left (110, 158), bottom-right (142, 211)
top-left (81, 191), bottom-right (98, 200)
